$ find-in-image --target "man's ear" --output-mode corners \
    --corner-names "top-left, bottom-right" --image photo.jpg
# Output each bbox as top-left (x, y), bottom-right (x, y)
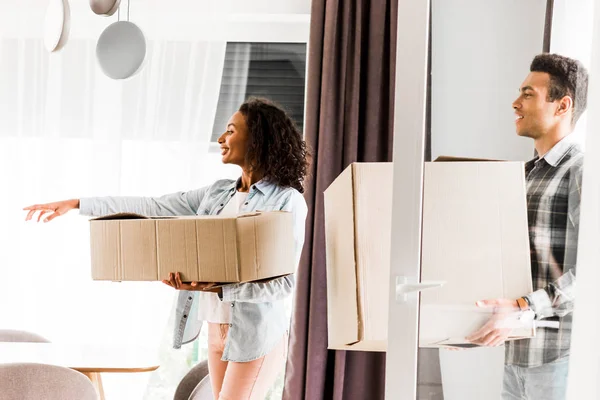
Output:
top-left (556, 96), bottom-right (573, 118)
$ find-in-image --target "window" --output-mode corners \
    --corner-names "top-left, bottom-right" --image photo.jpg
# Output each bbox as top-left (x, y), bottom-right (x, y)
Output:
top-left (4, 3), bottom-right (309, 398)
top-left (210, 42), bottom-right (307, 143)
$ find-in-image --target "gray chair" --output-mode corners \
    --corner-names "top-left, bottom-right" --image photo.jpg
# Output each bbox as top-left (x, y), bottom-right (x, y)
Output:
top-left (189, 375), bottom-right (214, 400)
top-left (174, 360), bottom-right (214, 400)
top-left (0, 363), bottom-right (98, 400)
top-left (0, 329), bottom-right (50, 343)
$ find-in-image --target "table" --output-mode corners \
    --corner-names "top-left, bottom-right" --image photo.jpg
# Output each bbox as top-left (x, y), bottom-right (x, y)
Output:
top-left (0, 342), bottom-right (160, 400)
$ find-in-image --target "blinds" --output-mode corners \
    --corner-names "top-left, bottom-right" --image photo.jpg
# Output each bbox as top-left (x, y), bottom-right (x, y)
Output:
top-left (211, 42), bottom-right (307, 142)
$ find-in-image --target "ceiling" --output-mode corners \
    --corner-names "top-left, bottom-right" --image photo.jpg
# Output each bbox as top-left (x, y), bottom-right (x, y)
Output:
top-left (14, 0), bottom-right (311, 16)
top-left (1, 0), bottom-right (311, 40)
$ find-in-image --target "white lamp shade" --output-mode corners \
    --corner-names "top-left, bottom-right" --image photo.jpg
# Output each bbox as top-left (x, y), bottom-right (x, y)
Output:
top-left (96, 21), bottom-right (147, 80)
top-left (89, 0), bottom-right (121, 16)
top-left (44, 0), bottom-right (71, 52)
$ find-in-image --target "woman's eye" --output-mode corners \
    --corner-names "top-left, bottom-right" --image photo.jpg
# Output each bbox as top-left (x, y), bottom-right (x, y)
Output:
top-left (227, 130), bottom-right (234, 135)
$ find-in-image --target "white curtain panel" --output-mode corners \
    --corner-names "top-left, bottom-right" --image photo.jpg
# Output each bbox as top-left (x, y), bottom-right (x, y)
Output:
top-left (0, 36), bottom-right (240, 399)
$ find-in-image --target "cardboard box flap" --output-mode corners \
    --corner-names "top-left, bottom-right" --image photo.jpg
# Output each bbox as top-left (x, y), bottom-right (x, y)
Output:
top-left (434, 156), bottom-right (503, 162)
top-left (324, 165), bottom-right (360, 347)
top-left (91, 212), bottom-right (151, 221)
top-left (91, 213), bottom-right (189, 221)
top-left (209, 273), bottom-right (292, 289)
top-left (238, 211), bottom-right (289, 218)
top-left (237, 211), bottom-right (261, 218)
top-left (351, 163), bottom-right (391, 344)
top-left (91, 211), bottom-right (288, 222)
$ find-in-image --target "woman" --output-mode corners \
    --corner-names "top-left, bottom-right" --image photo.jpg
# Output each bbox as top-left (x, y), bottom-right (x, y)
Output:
top-left (24, 97), bottom-right (309, 400)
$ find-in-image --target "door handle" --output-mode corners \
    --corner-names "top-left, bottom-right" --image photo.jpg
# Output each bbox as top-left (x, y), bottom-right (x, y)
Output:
top-left (396, 276), bottom-right (445, 302)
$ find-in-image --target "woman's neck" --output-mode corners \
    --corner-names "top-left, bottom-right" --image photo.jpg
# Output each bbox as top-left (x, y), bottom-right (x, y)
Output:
top-left (238, 169), bottom-right (264, 192)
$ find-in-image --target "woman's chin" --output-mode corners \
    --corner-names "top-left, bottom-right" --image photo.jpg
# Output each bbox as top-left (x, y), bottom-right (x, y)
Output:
top-left (221, 157), bottom-right (243, 167)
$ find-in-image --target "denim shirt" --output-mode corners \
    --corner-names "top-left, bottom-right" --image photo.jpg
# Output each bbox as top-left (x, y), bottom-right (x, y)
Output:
top-left (79, 178), bottom-right (307, 362)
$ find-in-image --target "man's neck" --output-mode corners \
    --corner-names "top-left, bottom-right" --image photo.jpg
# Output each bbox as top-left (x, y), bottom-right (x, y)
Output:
top-left (534, 125), bottom-right (573, 157)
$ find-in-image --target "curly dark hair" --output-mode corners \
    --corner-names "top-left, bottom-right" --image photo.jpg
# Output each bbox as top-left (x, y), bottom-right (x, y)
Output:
top-left (238, 97), bottom-right (310, 193)
top-left (530, 53), bottom-right (589, 125)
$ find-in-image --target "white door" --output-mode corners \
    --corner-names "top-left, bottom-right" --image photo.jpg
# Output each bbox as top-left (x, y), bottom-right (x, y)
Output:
top-left (385, 1), bottom-right (599, 399)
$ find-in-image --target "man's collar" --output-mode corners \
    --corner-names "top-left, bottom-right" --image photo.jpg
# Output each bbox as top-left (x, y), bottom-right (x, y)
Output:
top-left (539, 134), bottom-right (577, 167)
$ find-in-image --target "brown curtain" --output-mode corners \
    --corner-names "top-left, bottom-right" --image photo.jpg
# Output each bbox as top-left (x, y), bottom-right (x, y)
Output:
top-left (283, 0), bottom-right (398, 399)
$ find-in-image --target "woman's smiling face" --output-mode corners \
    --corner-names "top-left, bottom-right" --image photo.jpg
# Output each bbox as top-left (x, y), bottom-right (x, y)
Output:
top-left (217, 111), bottom-right (250, 167)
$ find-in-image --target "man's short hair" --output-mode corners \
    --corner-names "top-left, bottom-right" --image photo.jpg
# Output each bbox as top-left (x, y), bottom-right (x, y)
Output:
top-left (530, 53), bottom-right (589, 124)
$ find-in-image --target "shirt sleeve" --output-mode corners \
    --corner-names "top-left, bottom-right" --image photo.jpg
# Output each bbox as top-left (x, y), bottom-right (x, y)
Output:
top-left (78, 186), bottom-right (210, 217)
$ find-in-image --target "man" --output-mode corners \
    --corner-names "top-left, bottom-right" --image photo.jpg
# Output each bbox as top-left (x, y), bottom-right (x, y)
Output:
top-left (466, 53), bottom-right (589, 400)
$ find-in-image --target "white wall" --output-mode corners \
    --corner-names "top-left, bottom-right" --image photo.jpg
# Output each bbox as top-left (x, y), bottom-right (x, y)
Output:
top-left (550, 0), bottom-right (594, 67)
top-left (551, 1), bottom-right (600, 399)
top-left (430, 0), bottom-right (546, 162)
top-left (549, 0), bottom-right (595, 146)
top-left (425, 1), bottom-right (547, 399)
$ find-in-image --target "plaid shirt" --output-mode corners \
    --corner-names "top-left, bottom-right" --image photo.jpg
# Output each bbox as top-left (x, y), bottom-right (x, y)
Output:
top-left (505, 134), bottom-right (584, 367)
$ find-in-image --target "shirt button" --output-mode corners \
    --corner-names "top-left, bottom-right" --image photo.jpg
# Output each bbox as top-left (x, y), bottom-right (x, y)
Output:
top-left (220, 204), bottom-right (224, 207)
top-left (230, 303), bottom-right (235, 307)
top-left (229, 323), bottom-right (233, 327)
top-left (183, 314), bottom-right (187, 319)
top-left (188, 296), bottom-right (192, 301)
top-left (244, 202), bottom-right (248, 205)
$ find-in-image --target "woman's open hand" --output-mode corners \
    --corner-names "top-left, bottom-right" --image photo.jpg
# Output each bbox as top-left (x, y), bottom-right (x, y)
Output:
top-left (23, 199), bottom-right (80, 223)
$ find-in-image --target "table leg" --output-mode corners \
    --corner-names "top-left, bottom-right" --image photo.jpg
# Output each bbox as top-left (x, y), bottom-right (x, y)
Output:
top-left (82, 372), bottom-right (106, 400)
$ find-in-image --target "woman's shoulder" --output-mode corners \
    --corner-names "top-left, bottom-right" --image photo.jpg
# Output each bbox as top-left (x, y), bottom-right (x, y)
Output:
top-left (285, 186), bottom-right (305, 200)
top-left (273, 185), bottom-right (307, 209)
top-left (264, 182), bottom-right (303, 198)
top-left (206, 179), bottom-right (237, 192)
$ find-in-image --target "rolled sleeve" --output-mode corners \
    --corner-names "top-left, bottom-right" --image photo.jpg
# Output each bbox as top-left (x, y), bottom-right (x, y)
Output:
top-left (78, 198), bottom-right (95, 216)
top-left (77, 187), bottom-right (209, 217)
top-left (526, 289), bottom-right (554, 319)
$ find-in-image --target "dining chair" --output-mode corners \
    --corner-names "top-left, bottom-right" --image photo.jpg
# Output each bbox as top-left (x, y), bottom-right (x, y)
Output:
top-left (0, 329), bottom-right (50, 343)
top-left (174, 360), bottom-right (213, 400)
top-left (0, 362), bottom-right (98, 400)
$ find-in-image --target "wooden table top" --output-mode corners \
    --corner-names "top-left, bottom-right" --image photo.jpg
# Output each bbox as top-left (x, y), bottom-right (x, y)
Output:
top-left (0, 342), bottom-right (160, 373)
